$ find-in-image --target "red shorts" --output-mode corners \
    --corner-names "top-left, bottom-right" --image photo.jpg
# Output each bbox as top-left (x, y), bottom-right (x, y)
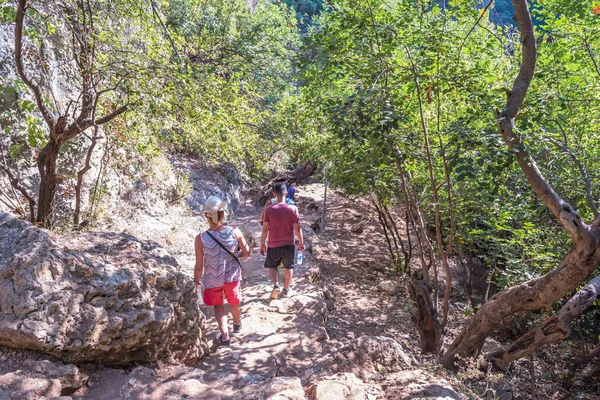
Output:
top-left (203, 281), bottom-right (242, 306)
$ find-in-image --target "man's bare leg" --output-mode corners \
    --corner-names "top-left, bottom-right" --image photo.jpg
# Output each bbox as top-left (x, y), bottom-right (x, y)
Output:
top-left (283, 268), bottom-right (293, 290)
top-left (269, 268), bottom-right (279, 286)
top-left (269, 268), bottom-right (281, 299)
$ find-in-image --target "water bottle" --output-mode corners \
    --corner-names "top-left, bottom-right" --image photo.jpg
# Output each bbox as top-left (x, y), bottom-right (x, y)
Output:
top-left (297, 249), bottom-right (303, 265)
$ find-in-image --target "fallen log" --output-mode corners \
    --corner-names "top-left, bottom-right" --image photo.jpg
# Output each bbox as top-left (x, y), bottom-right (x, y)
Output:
top-left (256, 160), bottom-right (317, 205)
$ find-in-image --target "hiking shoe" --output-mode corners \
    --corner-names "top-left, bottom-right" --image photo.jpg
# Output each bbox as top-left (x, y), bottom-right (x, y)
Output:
top-left (215, 333), bottom-right (230, 346)
top-left (281, 288), bottom-right (293, 298)
top-left (232, 323), bottom-right (242, 335)
top-left (270, 286), bottom-right (281, 300)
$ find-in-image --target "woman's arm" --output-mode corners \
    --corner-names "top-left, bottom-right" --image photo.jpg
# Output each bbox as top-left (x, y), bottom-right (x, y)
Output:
top-left (233, 228), bottom-right (251, 259)
top-left (193, 235), bottom-right (204, 287)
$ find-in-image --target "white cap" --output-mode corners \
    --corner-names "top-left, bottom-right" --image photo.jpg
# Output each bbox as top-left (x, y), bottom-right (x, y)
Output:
top-left (202, 196), bottom-right (226, 223)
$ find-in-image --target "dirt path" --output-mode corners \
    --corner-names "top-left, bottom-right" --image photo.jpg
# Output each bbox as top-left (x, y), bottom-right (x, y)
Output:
top-left (73, 197), bottom-right (332, 399)
top-left (0, 184), bottom-right (468, 400)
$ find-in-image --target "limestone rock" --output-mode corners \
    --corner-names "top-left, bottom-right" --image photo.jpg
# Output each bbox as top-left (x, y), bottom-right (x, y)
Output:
top-left (0, 372), bottom-right (62, 400)
top-left (239, 377), bottom-right (306, 400)
top-left (397, 383), bottom-right (461, 400)
top-left (350, 223), bottom-right (365, 234)
top-left (301, 223), bottom-right (319, 254)
top-left (377, 280), bottom-right (396, 294)
top-left (22, 360), bottom-right (87, 392)
top-left (333, 336), bottom-right (413, 379)
top-left (0, 213), bottom-right (208, 366)
top-left (307, 373), bottom-right (381, 400)
top-left (382, 371), bottom-right (462, 400)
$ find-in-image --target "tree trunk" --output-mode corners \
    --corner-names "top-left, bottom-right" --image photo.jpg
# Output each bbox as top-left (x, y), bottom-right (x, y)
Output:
top-left (488, 274), bottom-right (600, 367)
top-left (441, 243), bottom-right (600, 368)
top-left (374, 200), bottom-right (396, 262)
top-left (440, 0), bottom-right (600, 369)
top-left (36, 141), bottom-right (60, 228)
top-left (74, 128), bottom-right (99, 228)
top-left (408, 279), bottom-right (444, 353)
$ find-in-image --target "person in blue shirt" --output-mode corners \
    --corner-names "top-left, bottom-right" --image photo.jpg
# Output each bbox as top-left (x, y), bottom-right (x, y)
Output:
top-left (286, 183), bottom-right (296, 203)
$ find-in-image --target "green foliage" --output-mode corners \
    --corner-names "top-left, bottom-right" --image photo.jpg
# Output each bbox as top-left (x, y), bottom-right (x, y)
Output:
top-left (297, 0), bottom-right (600, 292)
top-left (1, 0), bottom-right (302, 183)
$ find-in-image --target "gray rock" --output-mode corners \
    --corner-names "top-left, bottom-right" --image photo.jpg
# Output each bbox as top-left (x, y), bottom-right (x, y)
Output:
top-left (401, 384), bottom-right (462, 400)
top-left (377, 280), bottom-right (396, 294)
top-left (22, 359), bottom-right (87, 391)
top-left (238, 376), bottom-right (305, 400)
top-left (333, 336), bottom-right (414, 379)
top-left (0, 213), bottom-right (208, 365)
top-left (308, 373), bottom-right (367, 400)
top-left (0, 372), bottom-right (62, 400)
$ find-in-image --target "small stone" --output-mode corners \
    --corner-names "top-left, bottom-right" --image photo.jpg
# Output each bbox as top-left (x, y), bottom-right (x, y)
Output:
top-left (127, 378), bottom-right (137, 387)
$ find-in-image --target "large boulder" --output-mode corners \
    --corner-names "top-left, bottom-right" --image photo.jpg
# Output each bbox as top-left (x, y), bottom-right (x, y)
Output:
top-left (0, 213), bottom-right (208, 366)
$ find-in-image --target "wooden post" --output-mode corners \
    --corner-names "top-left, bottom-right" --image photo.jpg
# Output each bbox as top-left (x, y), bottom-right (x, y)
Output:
top-left (321, 163), bottom-right (328, 233)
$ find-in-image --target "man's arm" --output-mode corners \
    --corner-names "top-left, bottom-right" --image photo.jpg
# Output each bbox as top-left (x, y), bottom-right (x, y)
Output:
top-left (193, 235), bottom-right (204, 287)
top-left (294, 223), bottom-right (305, 251)
top-left (233, 227), bottom-right (251, 259)
top-left (260, 222), bottom-right (270, 255)
top-left (259, 199), bottom-right (270, 224)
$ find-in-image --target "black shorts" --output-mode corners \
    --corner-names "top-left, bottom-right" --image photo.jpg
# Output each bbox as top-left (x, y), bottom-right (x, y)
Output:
top-left (264, 245), bottom-right (295, 269)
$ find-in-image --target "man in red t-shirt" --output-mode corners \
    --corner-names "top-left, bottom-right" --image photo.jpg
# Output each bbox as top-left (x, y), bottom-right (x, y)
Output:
top-left (260, 182), bottom-right (305, 299)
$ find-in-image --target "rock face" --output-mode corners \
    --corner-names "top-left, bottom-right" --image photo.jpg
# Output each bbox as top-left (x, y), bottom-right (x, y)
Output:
top-left (172, 158), bottom-right (244, 214)
top-left (0, 213), bottom-right (208, 366)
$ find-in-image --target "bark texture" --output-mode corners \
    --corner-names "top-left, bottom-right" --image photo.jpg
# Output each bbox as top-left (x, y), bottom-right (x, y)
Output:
top-left (441, 0), bottom-right (600, 369)
top-left (407, 280), bottom-right (444, 354)
top-left (489, 275), bottom-right (600, 367)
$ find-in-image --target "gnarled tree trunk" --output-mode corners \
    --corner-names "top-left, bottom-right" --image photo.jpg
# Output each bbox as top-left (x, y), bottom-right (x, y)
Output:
top-left (441, 0), bottom-right (600, 369)
top-left (36, 140), bottom-right (60, 227)
top-left (14, 0), bottom-right (127, 228)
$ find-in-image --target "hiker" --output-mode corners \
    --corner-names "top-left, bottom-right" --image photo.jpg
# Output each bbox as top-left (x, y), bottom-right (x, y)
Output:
top-left (260, 182), bottom-right (305, 299)
top-left (286, 182), bottom-right (297, 201)
top-left (194, 196), bottom-right (251, 345)
top-left (259, 183), bottom-right (295, 225)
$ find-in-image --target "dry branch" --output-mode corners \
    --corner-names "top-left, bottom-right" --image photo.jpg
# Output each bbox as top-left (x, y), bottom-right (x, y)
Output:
top-left (546, 137), bottom-right (598, 217)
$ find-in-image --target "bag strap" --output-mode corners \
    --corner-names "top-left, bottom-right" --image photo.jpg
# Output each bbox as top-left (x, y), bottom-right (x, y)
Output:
top-left (205, 230), bottom-right (242, 268)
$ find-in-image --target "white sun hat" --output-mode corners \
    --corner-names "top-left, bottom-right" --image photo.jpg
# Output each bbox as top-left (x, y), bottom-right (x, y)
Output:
top-left (202, 196), bottom-right (227, 223)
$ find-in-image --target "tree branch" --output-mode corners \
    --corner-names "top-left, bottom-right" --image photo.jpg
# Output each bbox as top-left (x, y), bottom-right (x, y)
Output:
top-left (489, 274), bottom-right (600, 367)
top-left (95, 104), bottom-right (127, 125)
top-left (496, 0), bottom-right (590, 242)
top-left (0, 142), bottom-right (35, 222)
top-left (457, 0), bottom-right (493, 63)
top-left (546, 137), bottom-right (598, 217)
top-left (583, 38), bottom-right (600, 79)
top-left (14, 0), bottom-right (55, 129)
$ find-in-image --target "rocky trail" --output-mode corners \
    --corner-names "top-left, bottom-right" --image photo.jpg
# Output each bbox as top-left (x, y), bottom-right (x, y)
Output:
top-left (0, 185), bottom-right (467, 400)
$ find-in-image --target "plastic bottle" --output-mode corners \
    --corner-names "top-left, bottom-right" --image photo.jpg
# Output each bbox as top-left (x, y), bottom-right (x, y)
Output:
top-left (297, 249), bottom-right (303, 265)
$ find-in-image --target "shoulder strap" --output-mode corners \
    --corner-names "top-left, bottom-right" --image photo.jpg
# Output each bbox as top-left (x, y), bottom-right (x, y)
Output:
top-left (205, 230), bottom-right (242, 268)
